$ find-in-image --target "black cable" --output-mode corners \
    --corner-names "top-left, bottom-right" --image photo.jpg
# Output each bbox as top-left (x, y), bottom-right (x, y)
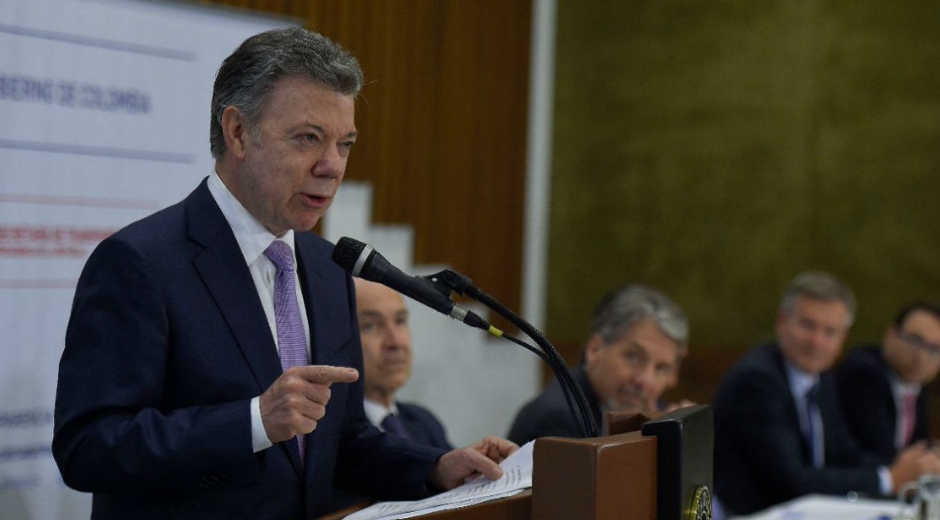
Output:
top-left (500, 332), bottom-right (550, 363)
top-left (465, 285), bottom-right (598, 438)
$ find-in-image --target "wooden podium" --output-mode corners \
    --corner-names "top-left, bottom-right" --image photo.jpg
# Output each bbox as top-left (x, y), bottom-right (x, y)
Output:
top-left (336, 404), bottom-right (713, 520)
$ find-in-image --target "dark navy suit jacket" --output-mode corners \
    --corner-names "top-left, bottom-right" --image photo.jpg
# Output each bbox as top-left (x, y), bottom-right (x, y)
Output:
top-left (713, 343), bottom-right (884, 516)
top-left (835, 344), bottom-right (929, 461)
top-left (506, 366), bottom-right (602, 445)
top-left (328, 400), bottom-right (454, 512)
top-left (396, 401), bottom-right (454, 450)
top-left (52, 180), bottom-right (445, 519)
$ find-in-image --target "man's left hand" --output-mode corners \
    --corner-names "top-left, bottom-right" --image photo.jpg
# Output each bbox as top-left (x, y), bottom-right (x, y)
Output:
top-left (428, 437), bottom-right (519, 491)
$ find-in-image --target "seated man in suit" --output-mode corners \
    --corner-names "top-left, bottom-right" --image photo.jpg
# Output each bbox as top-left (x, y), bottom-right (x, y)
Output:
top-left (330, 279), bottom-right (457, 511)
top-left (836, 301), bottom-right (940, 461)
top-left (506, 284), bottom-right (692, 445)
top-left (356, 278), bottom-right (454, 449)
top-left (713, 271), bottom-right (940, 517)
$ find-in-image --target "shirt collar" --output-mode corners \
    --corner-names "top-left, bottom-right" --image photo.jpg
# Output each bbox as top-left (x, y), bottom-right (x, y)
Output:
top-left (784, 359), bottom-right (819, 396)
top-left (888, 372), bottom-right (921, 396)
top-left (207, 171), bottom-right (295, 263)
top-left (363, 398), bottom-right (400, 429)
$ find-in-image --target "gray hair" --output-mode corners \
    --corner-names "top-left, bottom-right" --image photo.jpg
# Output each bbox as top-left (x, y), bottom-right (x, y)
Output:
top-left (209, 27), bottom-right (364, 159)
top-left (591, 284), bottom-right (689, 350)
top-left (779, 271), bottom-right (856, 327)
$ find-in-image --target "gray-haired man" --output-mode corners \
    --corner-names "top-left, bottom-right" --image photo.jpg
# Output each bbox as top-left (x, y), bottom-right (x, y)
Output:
top-left (507, 284), bottom-right (692, 445)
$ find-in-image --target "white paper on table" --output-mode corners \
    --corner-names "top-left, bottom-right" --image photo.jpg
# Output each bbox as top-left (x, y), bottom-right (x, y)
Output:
top-left (343, 440), bottom-right (535, 520)
top-left (731, 494), bottom-right (898, 520)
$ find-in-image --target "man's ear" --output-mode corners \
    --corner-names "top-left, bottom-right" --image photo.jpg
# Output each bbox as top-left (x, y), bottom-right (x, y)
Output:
top-left (584, 334), bottom-right (605, 366)
top-left (220, 106), bottom-right (249, 160)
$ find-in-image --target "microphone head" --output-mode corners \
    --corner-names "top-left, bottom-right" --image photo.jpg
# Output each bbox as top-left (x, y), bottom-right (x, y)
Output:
top-left (331, 236), bottom-right (367, 273)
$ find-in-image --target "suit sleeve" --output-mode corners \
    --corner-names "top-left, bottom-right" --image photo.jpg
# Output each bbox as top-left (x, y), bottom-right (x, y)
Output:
top-left (716, 366), bottom-right (881, 509)
top-left (331, 273), bottom-right (445, 500)
top-left (52, 236), bottom-right (262, 494)
top-left (835, 352), bottom-right (898, 463)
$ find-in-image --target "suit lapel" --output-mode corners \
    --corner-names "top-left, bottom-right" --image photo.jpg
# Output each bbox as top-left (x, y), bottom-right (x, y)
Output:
top-left (185, 181), bottom-right (283, 393)
top-left (295, 232), bottom-right (344, 366)
top-left (187, 181), bottom-right (311, 476)
top-left (294, 233), bottom-right (361, 477)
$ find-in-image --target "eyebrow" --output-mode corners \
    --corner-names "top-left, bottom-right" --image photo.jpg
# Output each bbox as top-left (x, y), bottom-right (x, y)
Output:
top-left (295, 123), bottom-right (357, 139)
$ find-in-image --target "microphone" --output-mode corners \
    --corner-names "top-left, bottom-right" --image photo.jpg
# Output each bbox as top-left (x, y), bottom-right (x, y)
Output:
top-left (331, 236), bottom-right (492, 332)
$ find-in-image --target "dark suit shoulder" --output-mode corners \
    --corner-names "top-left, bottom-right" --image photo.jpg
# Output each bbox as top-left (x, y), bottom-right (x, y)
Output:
top-left (507, 371), bottom-right (587, 445)
top-left (715, 344), bottom-right (788, 397)
top-left (837, 345), bottom-right (884, 375)
top-left (395, 401), bottom-right (453, 450)
top-left (397, 401), bottom-right (442, 423)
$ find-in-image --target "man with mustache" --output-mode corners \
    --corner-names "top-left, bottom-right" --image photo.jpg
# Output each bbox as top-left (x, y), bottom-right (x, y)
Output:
top-left (506, 284), bottom-right (692, 445)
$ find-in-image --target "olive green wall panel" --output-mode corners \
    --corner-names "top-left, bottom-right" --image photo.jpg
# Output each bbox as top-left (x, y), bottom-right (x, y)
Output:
top-left (547, 0), bottom-right (940, 355)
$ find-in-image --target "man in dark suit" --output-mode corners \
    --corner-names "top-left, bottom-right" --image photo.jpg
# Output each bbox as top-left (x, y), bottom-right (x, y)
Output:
top-left (836, 302), bottom-right (940, 461)
top-left (330, 279), bottom-right (456, 511)
top-left (507, 284), bottom-right (692, 445)
top-left (713, 272), bottom-right (940, 517)
top-left (355, 278), bottom-right (453, 450)
top-left (52, 27), bottom-right (515, 519)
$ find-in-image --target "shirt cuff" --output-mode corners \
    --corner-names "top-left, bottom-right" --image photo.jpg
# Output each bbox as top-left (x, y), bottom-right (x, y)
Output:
top-left (877, 466), bottom-right (893, 495)
top-left (251, 396), bottom-right (273, 453)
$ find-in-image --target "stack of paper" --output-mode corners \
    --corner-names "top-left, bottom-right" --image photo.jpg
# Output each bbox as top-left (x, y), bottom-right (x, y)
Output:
top-left (344, 441), bottom-right (535, 520)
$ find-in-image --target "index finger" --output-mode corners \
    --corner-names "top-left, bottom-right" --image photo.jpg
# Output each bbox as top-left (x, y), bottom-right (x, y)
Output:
top-left (293, 365), bottom-right (360, 385)
top-left (465, 449), bottom-right (504, 481)
top-left (476, 437), bottom-right (518, 462)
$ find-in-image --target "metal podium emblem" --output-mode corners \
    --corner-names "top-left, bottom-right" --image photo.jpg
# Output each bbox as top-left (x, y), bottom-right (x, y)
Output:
top-left (685, 485), bottom-right (712, 520)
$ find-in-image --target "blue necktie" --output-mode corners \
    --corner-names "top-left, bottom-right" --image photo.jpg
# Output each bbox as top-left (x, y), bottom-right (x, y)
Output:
top-left (264, 240), bottom-right (310, 461)
top-left (804, 383), bottom-right (822, 468)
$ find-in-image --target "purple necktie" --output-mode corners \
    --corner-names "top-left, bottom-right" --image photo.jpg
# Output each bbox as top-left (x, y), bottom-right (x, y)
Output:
top-left (382, 413), bottom-right (410, 440)
top-left (903, 392), bottom-right (917, 445)
top-left (264, 240), bottom-right (309, 460)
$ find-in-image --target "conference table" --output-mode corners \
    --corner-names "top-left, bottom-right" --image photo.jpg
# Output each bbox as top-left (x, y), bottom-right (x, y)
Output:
top-left (731, 493), bottom-right (900, 520)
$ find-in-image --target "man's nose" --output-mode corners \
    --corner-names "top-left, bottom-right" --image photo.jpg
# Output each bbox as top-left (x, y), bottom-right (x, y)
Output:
top-left (313, 144), bottom-right (345, 177)
top-left (382, 327), bottom-right (407, 350)
top-left (632, 365), bottom-right (657, 393)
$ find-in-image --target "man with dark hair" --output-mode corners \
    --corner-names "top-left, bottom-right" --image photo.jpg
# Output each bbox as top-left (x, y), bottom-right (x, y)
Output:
top-left (836, 301), bottom-right (940, 461)
top-left (53, 27), bottom-right (514, 519)
top-left (507, 284), bottom-right (692, 445)
top-left (713, 272), bottom-right (940, 516)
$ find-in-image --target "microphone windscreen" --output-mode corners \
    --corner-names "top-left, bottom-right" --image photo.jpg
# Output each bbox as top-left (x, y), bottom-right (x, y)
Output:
top-left (331, 236), bottom-right (366, 272)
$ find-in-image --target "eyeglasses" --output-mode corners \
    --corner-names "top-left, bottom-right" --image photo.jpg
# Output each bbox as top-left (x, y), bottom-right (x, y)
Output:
top-left (898, 331), bottom-right (940, 358)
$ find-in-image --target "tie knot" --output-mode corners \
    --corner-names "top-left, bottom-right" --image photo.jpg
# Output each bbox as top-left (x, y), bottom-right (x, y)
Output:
top-left (265, 240), bottom-right (294, 271)
top-left (381, 413), bottom-right (409, 438)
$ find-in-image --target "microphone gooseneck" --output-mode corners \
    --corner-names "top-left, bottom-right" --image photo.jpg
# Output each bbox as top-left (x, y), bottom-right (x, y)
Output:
top-left (331, 237), bottom-right (492, 332)
top-left (332, 236), bottom-right (597, 439)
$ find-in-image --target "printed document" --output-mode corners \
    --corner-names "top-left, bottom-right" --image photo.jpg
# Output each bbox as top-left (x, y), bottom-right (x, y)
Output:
top-left (343, 440), bottom-right (534, 520)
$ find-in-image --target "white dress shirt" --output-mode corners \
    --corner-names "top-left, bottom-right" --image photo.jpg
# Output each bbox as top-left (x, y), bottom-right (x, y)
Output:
top-left (206, 172), bottom-right (312, 452)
